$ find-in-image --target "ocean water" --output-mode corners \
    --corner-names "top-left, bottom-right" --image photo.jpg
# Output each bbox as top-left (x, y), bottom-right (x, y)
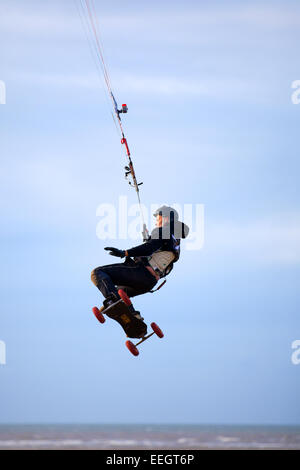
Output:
top-left (0, 424), bottom-right (299, 450)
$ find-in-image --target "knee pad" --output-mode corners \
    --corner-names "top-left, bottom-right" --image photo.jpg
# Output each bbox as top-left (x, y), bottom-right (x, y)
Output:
top-left (91, 268), bottom-right (110, 286)
top-left (91, 269), bottom-right (99, 286)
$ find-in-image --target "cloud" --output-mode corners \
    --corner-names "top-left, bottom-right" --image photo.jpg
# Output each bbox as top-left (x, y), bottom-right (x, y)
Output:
top-left (11, 70), bottom-right (270, 104)
top-left (1, 2), bottom-right (300, 40)
top-left (117, 74), bottom-right (267, 102)
top-left (2, 1), bottom-right (298, 107)
top-left (15, 72), bottom-right (103, 91)
top-left (0, 4), bottom-right (79, 37)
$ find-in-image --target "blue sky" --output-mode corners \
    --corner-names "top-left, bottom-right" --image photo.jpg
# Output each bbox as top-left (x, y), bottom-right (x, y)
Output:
top-left (0, 0), bottom-right (300, 424)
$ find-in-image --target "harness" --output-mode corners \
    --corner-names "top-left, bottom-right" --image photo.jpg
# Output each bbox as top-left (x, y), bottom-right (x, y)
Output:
top-left (147, 235), bottom-right (181, 292)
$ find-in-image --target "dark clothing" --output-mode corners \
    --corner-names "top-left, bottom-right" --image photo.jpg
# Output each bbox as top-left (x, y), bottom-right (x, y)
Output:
top-left (91, 258), bottom-right (157, 299)
top-left (91, 222), bottom-right (187, 302)
top-left (126, 224), bottom-right (180, 267)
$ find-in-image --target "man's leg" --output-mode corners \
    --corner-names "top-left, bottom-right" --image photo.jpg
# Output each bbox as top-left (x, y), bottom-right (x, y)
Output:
top-left (91, 263), bottom-right (140, 312)
top-left (91, 264), bottom-right (123, 301)
top-left (91, 267), bottom-right (116, 298)
top-left (91, 261), bottom-right (157, 302)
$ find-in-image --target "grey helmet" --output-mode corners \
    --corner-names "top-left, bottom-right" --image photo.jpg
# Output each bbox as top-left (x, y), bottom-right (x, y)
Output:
top-left (153, 205), bottom-right (179, 221)
top-left (153, 205), bottom-right (189, 239)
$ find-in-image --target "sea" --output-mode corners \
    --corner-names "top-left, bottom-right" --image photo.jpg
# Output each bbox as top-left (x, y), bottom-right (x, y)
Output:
top-left (0, 424), bottom-right (299, 450)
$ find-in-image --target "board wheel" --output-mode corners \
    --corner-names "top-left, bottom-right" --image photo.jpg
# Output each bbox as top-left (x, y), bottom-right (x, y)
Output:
top-left (118, 289), bottom-right (132, 306)
top-left (151, 322), bottom-right (164, 338)
top-left (92, 306), bottom-right (106, 324)
top-left (125, 340), bottom-right (139, 356)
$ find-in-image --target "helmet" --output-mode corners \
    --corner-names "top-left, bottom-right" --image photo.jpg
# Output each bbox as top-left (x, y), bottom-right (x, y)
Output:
top-left (153, 205), bottom-right (189, 239)
top-left (153, 205), bottom-right (179, 221)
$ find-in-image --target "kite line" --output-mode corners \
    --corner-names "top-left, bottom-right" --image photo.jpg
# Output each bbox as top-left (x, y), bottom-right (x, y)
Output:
top-left (76, 0), bottom-right (149, 240)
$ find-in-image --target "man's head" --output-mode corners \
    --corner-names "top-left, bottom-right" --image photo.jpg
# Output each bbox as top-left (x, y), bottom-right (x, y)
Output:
top-left (153, 205), bottom-right (179, 227)
top-left (155, 214), bottom-right (167, 227)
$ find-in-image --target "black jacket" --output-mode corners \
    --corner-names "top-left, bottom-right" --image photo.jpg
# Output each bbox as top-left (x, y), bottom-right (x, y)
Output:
top-left (126, 221), bottom-right (189, 260)
top-left (127, 226), bottom-right (175, 258)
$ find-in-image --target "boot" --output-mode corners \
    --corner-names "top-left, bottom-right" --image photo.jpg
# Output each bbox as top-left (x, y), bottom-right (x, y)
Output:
top-left (133, 311), bottom-right (144, 321)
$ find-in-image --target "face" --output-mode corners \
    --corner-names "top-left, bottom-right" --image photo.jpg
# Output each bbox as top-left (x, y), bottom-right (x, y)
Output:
top-left (155, 215), bottom-right (169, 227)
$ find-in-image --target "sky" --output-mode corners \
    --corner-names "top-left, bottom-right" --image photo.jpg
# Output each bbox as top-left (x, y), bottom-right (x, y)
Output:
top-left (0, 0), bottom-right (300, 425)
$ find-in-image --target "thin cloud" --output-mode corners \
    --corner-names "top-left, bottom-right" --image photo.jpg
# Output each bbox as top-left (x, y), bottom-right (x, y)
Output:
top-left (1, 2), bottom-right (300, 39)
top-left (11, 71), bottom-right (272, 104)
top-left (117, 74), bottom-right (267, 102)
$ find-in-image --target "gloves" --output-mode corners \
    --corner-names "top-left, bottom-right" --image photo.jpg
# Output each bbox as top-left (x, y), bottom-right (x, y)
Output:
top-left (104, 247), bottom-right (126, 258)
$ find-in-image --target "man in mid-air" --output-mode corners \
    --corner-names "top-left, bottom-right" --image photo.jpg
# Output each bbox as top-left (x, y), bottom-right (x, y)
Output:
top-left (91, 205), bottom-right (189, 314)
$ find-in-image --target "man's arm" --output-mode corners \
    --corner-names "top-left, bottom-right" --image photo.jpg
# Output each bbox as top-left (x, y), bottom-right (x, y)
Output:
top-left (105, 227), bottom-right (165, 258)
top-left (126, 237), bottom-right (164, 257)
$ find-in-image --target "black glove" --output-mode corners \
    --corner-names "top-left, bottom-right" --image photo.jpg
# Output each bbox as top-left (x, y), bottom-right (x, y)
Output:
top-left (104, 247), bottom-right (126, 258)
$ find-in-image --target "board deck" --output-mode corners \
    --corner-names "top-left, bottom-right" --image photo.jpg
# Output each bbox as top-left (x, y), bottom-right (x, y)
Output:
top-left (105, 299), bottom-right (147, 339)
